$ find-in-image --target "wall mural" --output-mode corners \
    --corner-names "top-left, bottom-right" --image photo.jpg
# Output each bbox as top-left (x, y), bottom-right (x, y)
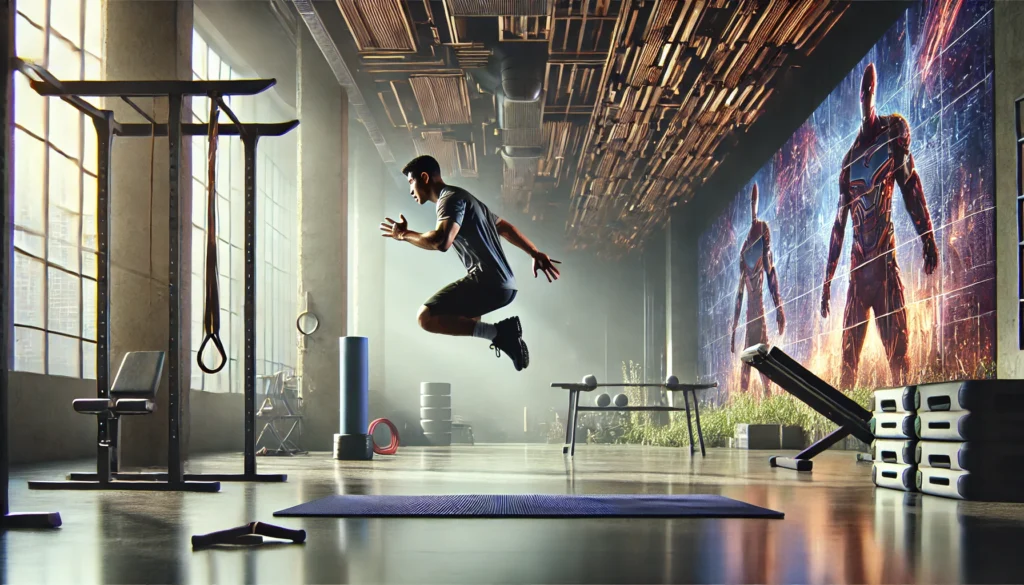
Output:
top-left (698, 0), bottom-right (995, 397)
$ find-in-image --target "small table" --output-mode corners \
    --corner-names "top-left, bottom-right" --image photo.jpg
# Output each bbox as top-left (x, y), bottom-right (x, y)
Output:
top-left (551, 381), bottom-right (718, 457)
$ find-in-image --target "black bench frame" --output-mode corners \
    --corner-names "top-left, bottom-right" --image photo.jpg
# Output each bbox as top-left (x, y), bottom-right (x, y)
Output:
top-left (740, 344), bottom-right (873, 471)
top-left (552, 381), bottom-right (718, 457)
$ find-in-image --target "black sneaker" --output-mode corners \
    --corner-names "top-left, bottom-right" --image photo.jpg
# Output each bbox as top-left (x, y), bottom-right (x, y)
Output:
top-left (490, 316), bottom-right (529, 371)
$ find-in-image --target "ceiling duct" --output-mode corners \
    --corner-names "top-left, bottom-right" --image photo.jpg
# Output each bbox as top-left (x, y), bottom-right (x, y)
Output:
top-left (448, 0), bottom-right (550, 16)
top-left (499, 48), bottom-right (544, 101)
top-left (335, 0), bottom-right (417, 52)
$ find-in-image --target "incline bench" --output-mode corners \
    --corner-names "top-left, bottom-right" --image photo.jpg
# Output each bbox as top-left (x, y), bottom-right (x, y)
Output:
top-left (552, 375), bottom-right (718, 457)
top-left (29, 351), bottom-right (220, 491)
top-left (740, 344), bottom-right (873, 471)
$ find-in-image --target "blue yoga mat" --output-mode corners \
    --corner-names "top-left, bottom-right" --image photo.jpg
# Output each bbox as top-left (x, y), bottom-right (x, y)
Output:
top-left (273, 494), bottom-right (783, 519)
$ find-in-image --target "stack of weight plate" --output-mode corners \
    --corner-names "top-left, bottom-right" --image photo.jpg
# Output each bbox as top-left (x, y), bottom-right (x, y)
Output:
top-left (914, 380), bottom-right (1024, 502)
top-left (420, 382), bottom-right (452, 447)
top-left (870, 386), bottom-right (918, 492)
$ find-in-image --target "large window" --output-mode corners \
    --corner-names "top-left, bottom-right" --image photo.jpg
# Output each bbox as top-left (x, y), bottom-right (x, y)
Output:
top-left (191, 30), bottom-right (298, 393)
top-left (12, 0), bottom-right (103, 378)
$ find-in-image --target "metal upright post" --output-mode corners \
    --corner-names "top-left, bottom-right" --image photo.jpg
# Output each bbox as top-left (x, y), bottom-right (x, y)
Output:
top-left (93, 112), bottom-right (115, 479)
top-left (242, 134), bottom-right (259, 477)
top-left (167, 93), bottom-right (184, 485)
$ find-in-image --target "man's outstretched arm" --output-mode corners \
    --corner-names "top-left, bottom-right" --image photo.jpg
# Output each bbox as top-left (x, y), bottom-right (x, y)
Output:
top-left (496, 218), bottom-right (561, 281)
top-left (381, 214), bottom-right (460, 251)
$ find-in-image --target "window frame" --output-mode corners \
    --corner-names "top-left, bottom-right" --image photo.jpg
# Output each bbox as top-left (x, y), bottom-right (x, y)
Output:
top-left (12, 0), bottom-right (103, 378)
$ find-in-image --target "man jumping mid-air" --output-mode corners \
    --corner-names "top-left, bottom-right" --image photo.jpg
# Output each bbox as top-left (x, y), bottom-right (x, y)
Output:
top-left (380, 155), bottom-right (561, 371)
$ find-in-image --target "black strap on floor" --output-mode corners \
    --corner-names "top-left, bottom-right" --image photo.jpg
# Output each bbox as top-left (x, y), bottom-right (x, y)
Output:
top-left (198, 96), bottom-right (226, 374)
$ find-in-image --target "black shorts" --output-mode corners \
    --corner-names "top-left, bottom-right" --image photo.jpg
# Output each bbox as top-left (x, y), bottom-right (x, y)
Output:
top-left (424, 276), bottom-right (517, 318)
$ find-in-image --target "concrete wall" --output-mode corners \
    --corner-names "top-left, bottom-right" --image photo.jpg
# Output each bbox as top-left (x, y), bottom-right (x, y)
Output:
top-left (104, 0), bottom-right (194, 467)
top-left (7, 373), bottom-right (96, 464)
top-left (994, 0), bottom-right (1024, 378)
top-left (296, 26), bottom-right (348, 449)
top-left (666, 212), bottom-right (699, 385)
top-left (348, 115), bottom-right (389, 418)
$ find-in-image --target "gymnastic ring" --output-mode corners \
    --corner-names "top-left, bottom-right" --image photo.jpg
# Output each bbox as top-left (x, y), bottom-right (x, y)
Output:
top-left (197, 333), bottom-right (227, 374)
top-left (368, 418), bottom-right (400, 455)
top-left (296, 311), bottom-right (319, 336)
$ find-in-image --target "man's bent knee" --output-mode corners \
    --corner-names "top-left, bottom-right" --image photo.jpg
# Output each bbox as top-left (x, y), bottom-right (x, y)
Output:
top-left (417, 306), bottom-right (433, 331)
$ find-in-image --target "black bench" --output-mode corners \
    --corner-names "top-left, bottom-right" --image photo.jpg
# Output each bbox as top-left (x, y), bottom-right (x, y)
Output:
top-left (739, 344), bottom-right (873, 471)
top-left (29, 351), bottom-right (220, 491)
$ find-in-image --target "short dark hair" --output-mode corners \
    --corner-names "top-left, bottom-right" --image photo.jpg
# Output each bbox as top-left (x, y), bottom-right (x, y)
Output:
top-left (401, 155), bottom-right (441, 179)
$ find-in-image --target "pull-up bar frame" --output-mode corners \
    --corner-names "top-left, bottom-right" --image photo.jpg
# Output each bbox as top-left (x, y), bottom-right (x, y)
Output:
top-left (16, 59), bottom-right (299, 491)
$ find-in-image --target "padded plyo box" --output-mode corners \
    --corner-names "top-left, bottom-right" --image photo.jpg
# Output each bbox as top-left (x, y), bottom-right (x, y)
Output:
top-left (872, 439), bottom-right (917, 465)
top-left (915, 379), bottom-right (1024, 413)
top-left (874, 387), bottom-right (916, 413)
top-left (872, 462), bottom-right (916, 492)
top-left (916, 410), bottom-right (1024, 442)
top-left (916, 467), bottom-right (1024, 502)
top-left (870, 412), bottom-right (917, 439)
top-left (916, 440), bottom-right (1024, 473)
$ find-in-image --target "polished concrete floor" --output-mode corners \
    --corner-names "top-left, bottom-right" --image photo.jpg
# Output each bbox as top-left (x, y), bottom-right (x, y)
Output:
top-left (3, 444), bottom-right (1024, 584)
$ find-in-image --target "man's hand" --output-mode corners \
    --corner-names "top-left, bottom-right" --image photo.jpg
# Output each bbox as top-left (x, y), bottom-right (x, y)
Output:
top-left (922, 235), bottom-right (938, 275)
top-left (776, 307), bottom-right (786, 335)
top-left (820, 282), bottom-right (831, 319)
top-left (380, 215), bottom-right (408, 241)
top-left (532, 252), bottom-right (561, 282)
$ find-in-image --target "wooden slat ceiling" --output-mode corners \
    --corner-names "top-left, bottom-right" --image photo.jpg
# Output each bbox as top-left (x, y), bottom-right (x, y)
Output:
top-left (567, 0), bottom-right (847, 252)
top-left (332, 0), bottom-right (847, 253)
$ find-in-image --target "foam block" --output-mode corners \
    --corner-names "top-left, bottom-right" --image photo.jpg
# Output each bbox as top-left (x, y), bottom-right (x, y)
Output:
top-left (917, 440), bottom-right (1024, 473)
top-left (870, 412), bottom-right (917, 439)
top-left (916, 467), bottom-right (1024, 502)
top-left (872, 462), bottom-right (916, 492)
top-left (873, 387), bottom-right (916, 413)
top-left (915, 380), bottom-right (1024, 414)
top-left (872, 439), bottom-right (917, 465)
top-left (916, 410), bottom-right (1024, 442)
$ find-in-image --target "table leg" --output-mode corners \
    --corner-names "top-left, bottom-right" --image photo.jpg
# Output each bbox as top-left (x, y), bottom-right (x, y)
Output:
top-left (692, 390), bottom-right (706, 457)
top-left (563, 391), bottom-right (576, 455)
top-left (682, 391), bottom-right (695, 455)
top-left (569, 391), bottom-right (582, 457)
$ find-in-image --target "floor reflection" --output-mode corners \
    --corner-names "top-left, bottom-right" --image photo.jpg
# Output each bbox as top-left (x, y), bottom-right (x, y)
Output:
top-left (4, 446), bottom-right (1024, 584)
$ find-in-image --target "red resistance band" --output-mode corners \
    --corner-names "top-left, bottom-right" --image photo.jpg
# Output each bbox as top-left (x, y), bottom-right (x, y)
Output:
top-left (369, 418), bottom-right (400, 455)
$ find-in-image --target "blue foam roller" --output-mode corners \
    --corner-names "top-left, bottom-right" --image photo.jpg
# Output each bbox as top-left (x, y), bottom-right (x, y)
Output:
top-left (339, 336), bottom-right (369, 436)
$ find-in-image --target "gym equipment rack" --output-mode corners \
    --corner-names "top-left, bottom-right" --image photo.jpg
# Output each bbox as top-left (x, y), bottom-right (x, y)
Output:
top-left (14, 57), bottom-right (298, 491)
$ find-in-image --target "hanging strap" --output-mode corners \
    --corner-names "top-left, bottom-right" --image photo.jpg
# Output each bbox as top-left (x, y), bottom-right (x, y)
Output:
top-left (198, 96), bottom-right (227, 374)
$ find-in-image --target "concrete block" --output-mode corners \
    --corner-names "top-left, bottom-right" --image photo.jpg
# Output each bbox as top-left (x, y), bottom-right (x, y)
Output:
top-left (735, 424), bottom-right (781, 450)
top-left (781, 426), bottom-right (804, 449)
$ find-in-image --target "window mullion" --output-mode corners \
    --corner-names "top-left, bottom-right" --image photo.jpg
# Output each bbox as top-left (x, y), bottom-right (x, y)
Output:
top-left (41, 0), bottom-right (52, 375)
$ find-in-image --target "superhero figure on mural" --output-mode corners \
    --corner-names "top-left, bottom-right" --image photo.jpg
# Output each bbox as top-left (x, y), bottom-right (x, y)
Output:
top-left (731, 183), bottom-right (786, 397)
top-left (820, 63), bottom-right (939, 389)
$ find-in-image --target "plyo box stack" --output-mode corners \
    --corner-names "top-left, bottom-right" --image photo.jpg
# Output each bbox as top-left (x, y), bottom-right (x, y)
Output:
top-left (871, 386), bottom-right (918, 492)
top-left (914, 381), bottom-right (1024, 502)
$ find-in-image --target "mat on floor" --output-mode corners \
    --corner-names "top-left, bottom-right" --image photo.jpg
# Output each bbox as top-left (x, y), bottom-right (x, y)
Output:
top-left (273, 494), bottom-right (783, 519)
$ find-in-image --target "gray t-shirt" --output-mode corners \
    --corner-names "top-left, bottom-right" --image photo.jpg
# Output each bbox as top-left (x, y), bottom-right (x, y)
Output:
top-left (436, 185), bottom-right (516, 289)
